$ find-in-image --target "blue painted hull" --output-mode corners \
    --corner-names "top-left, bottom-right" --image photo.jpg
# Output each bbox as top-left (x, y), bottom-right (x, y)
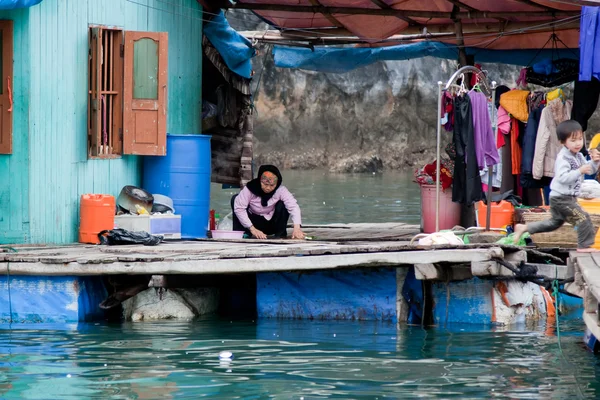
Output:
top-left (0, 276), bottom-right (107, 323)
top-left (257, 269), bottom-right (397, 322)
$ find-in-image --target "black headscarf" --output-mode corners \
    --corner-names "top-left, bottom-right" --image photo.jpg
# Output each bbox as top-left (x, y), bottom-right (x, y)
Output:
top-left (495, 85), bottom-right (510, 109)
top-left (246, 165), bottom-right (283, 206)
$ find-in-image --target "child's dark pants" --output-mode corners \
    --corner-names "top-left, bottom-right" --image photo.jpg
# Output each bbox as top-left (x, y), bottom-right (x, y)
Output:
top-left (527, 195), bottom-right (596, 248)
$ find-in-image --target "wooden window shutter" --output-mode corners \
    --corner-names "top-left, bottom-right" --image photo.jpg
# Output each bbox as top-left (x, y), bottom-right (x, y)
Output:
top-left (88, 27), bottom-right (124, 158)
top-left (123, 31), bottom-right (168, 156)
top-left (88, 27), bottom-right (102, 157)
top-left (0, 20), bottom-right (13, 154)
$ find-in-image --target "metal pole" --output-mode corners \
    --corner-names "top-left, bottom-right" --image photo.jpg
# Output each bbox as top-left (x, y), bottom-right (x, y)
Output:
top-left (435, 81), bottom-right (443, 232)
top-left (485, 81), bottom-right (498, 231)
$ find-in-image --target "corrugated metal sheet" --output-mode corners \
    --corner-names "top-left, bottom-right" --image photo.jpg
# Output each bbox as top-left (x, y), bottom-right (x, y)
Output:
top-left (0, 8), bottom-right (30, 244)
top-left (16, 0), bottom-right (202, 244)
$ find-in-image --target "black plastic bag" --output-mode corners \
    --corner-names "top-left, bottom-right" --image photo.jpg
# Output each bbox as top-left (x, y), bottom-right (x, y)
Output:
top-left (482, 190), bottom-right (522, 207)
top-left (98, 228), bottom-right (163, 246)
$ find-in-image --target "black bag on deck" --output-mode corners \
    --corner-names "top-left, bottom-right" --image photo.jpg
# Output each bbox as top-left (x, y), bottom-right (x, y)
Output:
top-left (98, 228), bottom-right (163, 246)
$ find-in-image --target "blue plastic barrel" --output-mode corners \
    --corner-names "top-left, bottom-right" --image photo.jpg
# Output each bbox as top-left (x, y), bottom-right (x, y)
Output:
top-left (143, 134), bottom-right (211, 238)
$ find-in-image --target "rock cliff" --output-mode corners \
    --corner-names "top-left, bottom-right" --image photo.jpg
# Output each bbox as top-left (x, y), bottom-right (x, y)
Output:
top-left (225, 11), bottom-right (598, 172)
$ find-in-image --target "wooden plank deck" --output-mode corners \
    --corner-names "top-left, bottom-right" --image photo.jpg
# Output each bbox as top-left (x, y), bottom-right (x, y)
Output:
top-left (572, 252), bottom-right (600, 342)
top-left (0, 223), bottom-right (565, 277)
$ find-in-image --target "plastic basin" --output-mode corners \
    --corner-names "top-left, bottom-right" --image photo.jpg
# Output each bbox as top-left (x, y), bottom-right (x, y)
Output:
top-left (211, 230), bottom-right (245, 239)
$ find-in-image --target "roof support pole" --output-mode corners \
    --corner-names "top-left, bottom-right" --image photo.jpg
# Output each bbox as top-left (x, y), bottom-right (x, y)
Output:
top-left (453, 18), bottom-right (468, 67)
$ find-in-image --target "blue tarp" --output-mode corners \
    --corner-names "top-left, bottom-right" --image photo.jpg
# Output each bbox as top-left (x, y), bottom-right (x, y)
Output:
top-left (273, 41), bottom-right (580, 73)
top-left (257, 269), bottom-right (397, 321)
top-left (0, 0), bottom-right (42, 9)
top-left (204, 11), bottom-right (256, 79)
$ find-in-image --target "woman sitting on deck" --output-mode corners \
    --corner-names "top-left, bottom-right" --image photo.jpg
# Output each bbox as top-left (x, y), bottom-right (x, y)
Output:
top-left (231, 165), bottom-right (305, 240)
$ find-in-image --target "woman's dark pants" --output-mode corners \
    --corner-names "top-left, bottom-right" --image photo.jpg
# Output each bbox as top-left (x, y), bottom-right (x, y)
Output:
top-left (230, 195), bottom-right (290, 238)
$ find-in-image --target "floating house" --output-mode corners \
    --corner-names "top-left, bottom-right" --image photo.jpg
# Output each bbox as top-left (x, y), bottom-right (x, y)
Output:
top-left (0, 0), bottom-right (253, 245)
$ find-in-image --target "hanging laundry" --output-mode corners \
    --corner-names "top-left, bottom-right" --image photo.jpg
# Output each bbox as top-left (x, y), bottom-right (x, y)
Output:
top-left (480, 148), bottom-right (503, 189)
top-left (521, 105), bottom-right (544, 177)
top-left (571, 78), bottom-right (600, 133)
top-left (579, 6), bottom-right (600, 82)
top-left (521, 105), bottom-right (551, 189)
top-left (441, 91), bottom-right (454, 132)
top-left (499, 90), bottom-right (530, 123)
top-left (510, 118), bottom-right (522, 175)
top-left (452, 95), bottom-right (483, 204)
top-left (469, 90), bottom-right (499, 169)
top-left (528, 91), bottom-right (545, 113)
top-left (532, 98), bottom-right (573, 179)
top-left (500, 137), bottom-right (515, 193)
top-left (525, 58), bottom-right (578, 88)
top-left (494, 86), bottom-right (510, 109)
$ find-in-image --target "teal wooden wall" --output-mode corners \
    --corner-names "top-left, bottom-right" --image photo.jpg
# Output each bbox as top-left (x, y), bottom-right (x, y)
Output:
top-left (0, 0), bottom-right (203, 244)
top-left (0, 8), bottom-right (30, 244)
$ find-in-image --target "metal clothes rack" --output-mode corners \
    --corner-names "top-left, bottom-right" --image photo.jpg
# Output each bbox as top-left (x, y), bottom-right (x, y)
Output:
top-left (434, 66), bottom-right (497, 232)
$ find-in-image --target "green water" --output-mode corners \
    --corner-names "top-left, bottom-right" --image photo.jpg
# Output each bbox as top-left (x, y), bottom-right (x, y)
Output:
top-left (1, 317), bottom-right (598, 399)
top-left (210, 170), bottom-right (422, 225)
top-left (3, 171), bottom-right (599, 398)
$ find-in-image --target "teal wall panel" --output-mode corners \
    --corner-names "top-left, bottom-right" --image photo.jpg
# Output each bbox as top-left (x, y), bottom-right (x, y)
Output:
top-left (0, 8), bottom-right (30, 244)
top-left (21, 0), bottom-right (202, 244)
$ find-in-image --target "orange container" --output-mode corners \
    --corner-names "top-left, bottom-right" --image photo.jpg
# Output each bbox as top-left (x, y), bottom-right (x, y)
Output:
top-left (475, 200), bottom-right (514, 229)
top-left (79, 194), bottom-right (116, 244)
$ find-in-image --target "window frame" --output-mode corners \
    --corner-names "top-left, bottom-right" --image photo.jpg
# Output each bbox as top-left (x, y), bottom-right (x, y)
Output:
top-left (87, 25), bottom-right (167, 159)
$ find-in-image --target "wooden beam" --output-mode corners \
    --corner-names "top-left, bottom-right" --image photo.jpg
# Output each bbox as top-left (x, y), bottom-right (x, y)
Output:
top-left (575, 254), bottom-right (600, 301)
top-left (414, 263), bottom-right (473, 281)
top-left (369, 0), bottom-right (421, 26)
top-left (229, 3), bottom-right (580, 19)
top-left (274, 19), bottom-right (579, 38)
top-left (446, 0), bottom-right (477, 12)
top-left (0, 248), bottom-right (505, 276)
top-left (454, 18), bottom-right (468, 67)
top-left (583, 312), bottom-right (600, 345)
top-left (514, 0), bottom-right (559, 11)
top-left (309, 0), bottom-right (345, 29)
top-left (240, 22), bottom-right (579, 46)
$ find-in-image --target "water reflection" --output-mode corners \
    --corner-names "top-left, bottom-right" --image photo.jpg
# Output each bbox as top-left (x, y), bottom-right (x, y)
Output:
top-left (0, 318), bottom-right (598, 398)
top-left (210, 170), bottom-right (422, 225)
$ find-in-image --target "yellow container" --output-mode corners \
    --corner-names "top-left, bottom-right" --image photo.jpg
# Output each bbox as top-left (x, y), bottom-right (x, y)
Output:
top-left (578, 199), bottom-right (600, 249)
top-left (578, 199), bottom-right (600, 214)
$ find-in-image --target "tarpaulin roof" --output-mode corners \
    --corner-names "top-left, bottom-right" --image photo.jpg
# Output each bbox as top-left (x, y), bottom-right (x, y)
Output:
top-left (223, 0), bottom-right (600, 50)
top-left (204, 11), bottom-right (256, 79)
top-left (0, 0), bottom-right (42, 9)
top-left (272, 41), bottom-right (579, 73)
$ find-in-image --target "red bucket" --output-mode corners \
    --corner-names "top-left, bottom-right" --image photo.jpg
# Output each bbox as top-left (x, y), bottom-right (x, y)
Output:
top-left (420, 185), bottom-right (460, 233)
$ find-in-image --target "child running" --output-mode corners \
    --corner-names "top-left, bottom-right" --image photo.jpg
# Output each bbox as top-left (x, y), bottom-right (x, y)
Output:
top-left (513, 120), bottom-right (600, 251)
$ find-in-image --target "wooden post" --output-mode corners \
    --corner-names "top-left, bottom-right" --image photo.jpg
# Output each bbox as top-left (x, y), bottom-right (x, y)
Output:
top-left (453, 18), bottom-right (468, 68)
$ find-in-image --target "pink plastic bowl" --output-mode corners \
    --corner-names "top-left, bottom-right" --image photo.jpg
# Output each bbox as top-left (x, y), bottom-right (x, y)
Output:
top-left (211, 230), bottom-right (245, 239)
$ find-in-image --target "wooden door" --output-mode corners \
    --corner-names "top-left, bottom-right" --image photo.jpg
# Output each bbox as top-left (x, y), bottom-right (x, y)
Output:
top-left (0, 20), bottom-right (13, 154)
top-left (123, 31), bottom-right (168, 155)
